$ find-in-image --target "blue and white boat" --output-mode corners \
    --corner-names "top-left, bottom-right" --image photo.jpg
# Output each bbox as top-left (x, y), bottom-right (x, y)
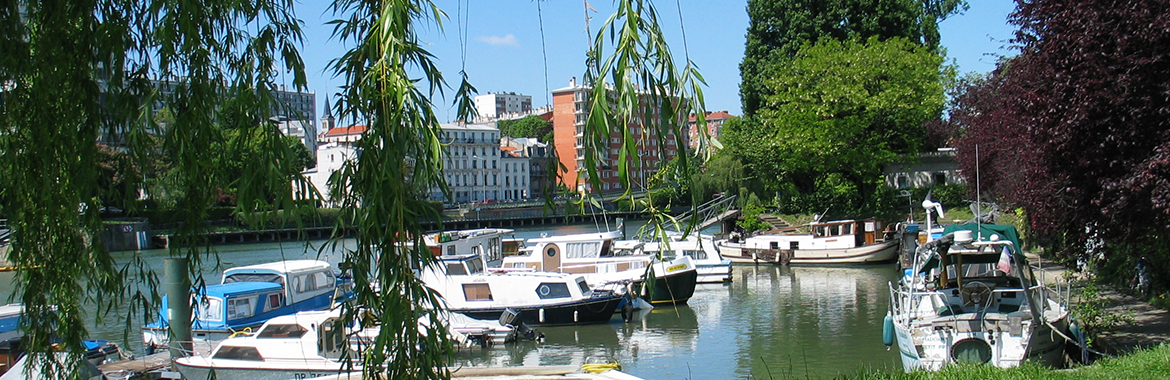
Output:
top-left (142, 260), bottom-right (350, 353)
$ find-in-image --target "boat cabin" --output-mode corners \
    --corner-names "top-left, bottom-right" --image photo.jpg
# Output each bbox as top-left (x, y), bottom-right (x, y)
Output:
top-left (425, 228), bottom-right (514, 267)
top-left (188, 282), bottom-right (288, 331)
top-left (506, 231), bottom-right (646, 273)
top-left (222, 260), bottom-right (339, 307)
top-left (912, 225), bottom-right (1044, 318)
top-left (428, 254), bottom-right (597, 308)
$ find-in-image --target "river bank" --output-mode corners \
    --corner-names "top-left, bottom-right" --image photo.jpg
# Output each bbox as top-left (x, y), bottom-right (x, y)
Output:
top-left (1025, 252), bottom-right (1170, 356)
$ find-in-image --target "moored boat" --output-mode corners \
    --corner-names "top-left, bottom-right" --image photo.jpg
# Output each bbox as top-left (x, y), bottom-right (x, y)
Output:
top-left (716, 218), bottom-right (899, 265)
top-left (424, 228), bottom-right (515, 267)
top-left (173, 308), bottom-right (536, 380)
top-left (421, 254), bottom-right (625, 325)
top-left (142, 260), bottom-right (350, 353)
top-left (886, 223), bottom-right (1072, 371)
top-left (637, 232), bottom-right (731, 284)
top-left (505, 231), bottom-right (699, 305)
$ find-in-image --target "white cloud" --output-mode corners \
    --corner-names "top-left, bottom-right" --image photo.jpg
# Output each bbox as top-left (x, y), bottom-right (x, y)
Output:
top-left (476, 34), bottom-right (519, 47)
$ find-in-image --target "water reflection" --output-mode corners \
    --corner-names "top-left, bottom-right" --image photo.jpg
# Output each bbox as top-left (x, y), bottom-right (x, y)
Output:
top-left (452, 263), bottom-right (903, 379)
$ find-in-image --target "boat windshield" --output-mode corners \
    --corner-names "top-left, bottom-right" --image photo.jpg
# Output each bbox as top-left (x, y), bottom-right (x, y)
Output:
top-left (257, 323), bottom-right (308, 339)
top-left (196, 297), bottom-right (223, 322)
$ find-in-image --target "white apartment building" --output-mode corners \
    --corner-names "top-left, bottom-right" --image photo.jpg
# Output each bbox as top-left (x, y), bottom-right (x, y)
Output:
top-left (474, 92), bottom-right (532, 120)
top-left (275, 119), bottom-right (318, 157)
top-left (433, 122), bottom-right (530, 205)
top-left (302, 142), bottom-right (358, 207)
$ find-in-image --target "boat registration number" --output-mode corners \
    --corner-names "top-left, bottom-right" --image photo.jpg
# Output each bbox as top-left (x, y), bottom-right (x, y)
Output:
top-left (667, 264), bottom-right (687, 272)
top-left (290, 373), bottom-right (330, 379)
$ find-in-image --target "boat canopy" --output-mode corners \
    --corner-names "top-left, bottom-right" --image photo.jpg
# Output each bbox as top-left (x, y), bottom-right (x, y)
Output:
top-left (942, 223), bottom-right (1021, 254)
top-left (916, 224), bottom-right (1023, 275)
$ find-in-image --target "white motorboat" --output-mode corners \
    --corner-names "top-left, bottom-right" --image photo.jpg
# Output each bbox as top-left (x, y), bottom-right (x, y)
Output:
top-left (716, 218), bottom-right (899, 264)
top-left (885, 223), bottom-right (1072, 371)
top-left (503, 231), bottom-right (699, 305)
top-left (173, 308), bottom-right (535, 380)
top-left (421, 254), bottom-right (625, 325)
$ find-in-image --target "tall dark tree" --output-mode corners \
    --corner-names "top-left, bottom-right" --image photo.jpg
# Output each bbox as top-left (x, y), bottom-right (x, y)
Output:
top-left (955, 0), bottom-right (1170, 265)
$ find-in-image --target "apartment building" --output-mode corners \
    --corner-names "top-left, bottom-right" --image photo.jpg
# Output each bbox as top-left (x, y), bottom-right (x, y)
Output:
top-left (434, 122), bottom-right (532, 205)
top-left (474, 92), bottom-right (533, 120)
top-left (687, 110), bottom-right (733, 151)
top-left (550, 78), bottom-right (683, 194)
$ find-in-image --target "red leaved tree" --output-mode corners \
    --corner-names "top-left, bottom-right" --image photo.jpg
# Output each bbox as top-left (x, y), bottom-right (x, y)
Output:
top-left (956, 0), bottom-right (1170, 266)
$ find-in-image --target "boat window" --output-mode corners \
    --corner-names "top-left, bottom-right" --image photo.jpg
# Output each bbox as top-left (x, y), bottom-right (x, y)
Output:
top-left (257, 323), bottom-right (308, 339)
top-left (465, 257), bottom-right (484, 274)
top-left (815, 226), bottom-right (827, 237)
top-left (843, 223), bottom-right (853, 235)
top-left (213, 346), bottom-right (263, 361)
top-left (227, 296), bottom-right (257, 320)
top-left (564, 242), bottom-right (601, 259)
top-left (576, 279), bottom-right (592, 296)
top-left (536, 282), bottom-right (571, 299)
top-left (223, 273), bottom-right (283, 285)
top-left (489, 237), bottom-right (501, 261)
top-left (263, 293), bottom-right (284, 312)
top-left (463, 283), bottom-right (493, 301)
top-left (196, 297), bottom-right (223, 322)
top-left (446, 263), bottom-right (468, 275)
top-left (790, 242), bottom-right (799, 250)
top-left (683, 250), bottom-right (707, 260)
top-left (294, 271), bottom-right (334, 294)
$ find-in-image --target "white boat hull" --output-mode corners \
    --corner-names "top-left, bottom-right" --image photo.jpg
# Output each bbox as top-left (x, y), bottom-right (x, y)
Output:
top-left (893, 313), bottom-right (1069, 371)
top-left (720, 240), bottom-right (899, 265)
top-left (174, 357), bottom-right (356, 380)
top-left (694, 261), bottom-right (732, 283)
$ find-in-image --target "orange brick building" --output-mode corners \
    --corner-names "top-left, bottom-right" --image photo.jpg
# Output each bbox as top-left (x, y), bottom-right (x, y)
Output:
top-left (550, 78), bottom-right (683, 194)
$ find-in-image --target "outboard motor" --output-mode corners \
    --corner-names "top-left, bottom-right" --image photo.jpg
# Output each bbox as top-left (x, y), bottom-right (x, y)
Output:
top-left (500, 308), bottom-right (543, 343)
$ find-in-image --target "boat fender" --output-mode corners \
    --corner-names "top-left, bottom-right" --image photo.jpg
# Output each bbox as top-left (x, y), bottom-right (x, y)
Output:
top-left (574, 310), bottom-right (579, 323)
top-left (882, 314), bottom-right (895, 347)
top-left (539, 308), bottom-right (545, 323)
top-left (621, 303), bottom-right (634, 323)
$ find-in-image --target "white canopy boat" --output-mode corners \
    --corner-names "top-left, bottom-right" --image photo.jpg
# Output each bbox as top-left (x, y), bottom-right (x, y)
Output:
top-left (885, 223), bottom-right (1073, 371)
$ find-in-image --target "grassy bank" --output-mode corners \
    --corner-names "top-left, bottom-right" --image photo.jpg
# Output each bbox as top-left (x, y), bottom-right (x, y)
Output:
top-left (837, 344), bottom-right (1170, 380)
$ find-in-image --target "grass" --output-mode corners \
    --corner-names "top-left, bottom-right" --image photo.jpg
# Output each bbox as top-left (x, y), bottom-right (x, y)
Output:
top-left (837, 344), bottom-right (1170, 380)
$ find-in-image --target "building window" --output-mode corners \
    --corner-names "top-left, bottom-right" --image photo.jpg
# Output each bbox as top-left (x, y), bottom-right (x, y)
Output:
top-left (896, 175), bottom-right (910, 189)
top-left (933, 172), bottom-right (947, 186)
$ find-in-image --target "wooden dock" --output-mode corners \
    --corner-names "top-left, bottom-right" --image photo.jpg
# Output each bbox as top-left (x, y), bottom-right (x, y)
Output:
top-left (99, 341), bottom-right (216, 379)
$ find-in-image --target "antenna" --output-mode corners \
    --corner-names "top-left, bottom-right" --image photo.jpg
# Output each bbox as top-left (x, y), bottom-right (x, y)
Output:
top-left (976, 145), bottom-right (982, 240)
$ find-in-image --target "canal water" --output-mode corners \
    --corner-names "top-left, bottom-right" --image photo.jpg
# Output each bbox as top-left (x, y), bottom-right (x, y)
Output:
top-left (0, 221), bottom-right (904, 378)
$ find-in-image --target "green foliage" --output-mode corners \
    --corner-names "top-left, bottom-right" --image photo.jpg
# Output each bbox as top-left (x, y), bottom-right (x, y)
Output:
top-left (497, 114), bottom-right (552, 141)
top-left (692, 151), bottom-right (748, 201)
top-left (741, 36), bottom-right (951, 213)
top-left (838, 344), bottom-right (1170, 378)
top-left (737, 200), bottom-right (773, 234)
top-left (0, 0), bottom-right (310, 376)
top-left (1071, 281), bottom-right (1133, 347)
top-left (740, 0), bottom-right (965, 116)
top-left (325, 0), bottom-right (471, 376)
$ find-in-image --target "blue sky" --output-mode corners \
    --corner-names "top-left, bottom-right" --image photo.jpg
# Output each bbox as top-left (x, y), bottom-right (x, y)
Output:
top-left (296, 0), bottom-right (1018, 122)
